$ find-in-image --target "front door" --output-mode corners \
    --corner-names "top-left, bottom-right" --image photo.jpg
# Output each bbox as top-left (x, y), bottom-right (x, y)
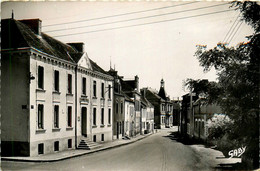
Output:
top-left (81, 107), bottom-right (87, 136)
top-left (117, 122), bottom-right (119, 139)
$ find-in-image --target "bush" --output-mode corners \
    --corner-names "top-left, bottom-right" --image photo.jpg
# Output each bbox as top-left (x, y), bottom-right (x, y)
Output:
top-left (206, 113), bottom-right (232, 141)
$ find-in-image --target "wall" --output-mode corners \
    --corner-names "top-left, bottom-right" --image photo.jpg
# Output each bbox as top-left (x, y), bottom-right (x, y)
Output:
top-left (1, 52), bottom-right (30, 156)
top-left (134, 93), bottom-right (141, 135)
top-left (90, 76), bottom-right (113, 142)
top-left (29, 52), bottom-right (76, 156)
top-left (113, 94), bottom-right (124, 139)
top-left (146, 106), bottom-right (154, 133)
top-left (124, 100), bottom-right (135, 137)
top-left (76, 69), bottom-right (92, 140)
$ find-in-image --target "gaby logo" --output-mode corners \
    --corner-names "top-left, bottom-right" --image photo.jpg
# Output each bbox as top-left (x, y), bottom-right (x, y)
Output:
top-left (228, 146), bottom-right (246, 159)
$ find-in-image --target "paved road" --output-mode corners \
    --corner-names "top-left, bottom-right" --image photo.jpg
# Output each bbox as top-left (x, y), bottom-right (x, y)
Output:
top-left (1, 128), bottom-right (222, 171)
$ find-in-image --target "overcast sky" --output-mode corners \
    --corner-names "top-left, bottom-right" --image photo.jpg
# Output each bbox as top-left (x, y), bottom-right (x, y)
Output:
top-left (2, 1), bottom-right (254, 99)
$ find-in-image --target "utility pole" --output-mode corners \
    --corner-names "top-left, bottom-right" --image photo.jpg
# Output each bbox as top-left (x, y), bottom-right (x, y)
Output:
top-left (189, 87), bottom-right (196, 138)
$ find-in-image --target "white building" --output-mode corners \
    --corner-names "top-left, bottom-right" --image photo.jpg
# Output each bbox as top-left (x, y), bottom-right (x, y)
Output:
top-left (1, 18), bottom-right (113, 156)
top-left (124, 94), bottom-right (135, 137)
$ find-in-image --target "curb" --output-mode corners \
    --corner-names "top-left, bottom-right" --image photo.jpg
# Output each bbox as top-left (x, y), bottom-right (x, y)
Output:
top-left (1, 133), bottom-right (153, 163)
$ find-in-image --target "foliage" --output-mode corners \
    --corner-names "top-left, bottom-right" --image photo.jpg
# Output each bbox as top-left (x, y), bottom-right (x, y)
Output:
top-left (207, 114), bottom-right (232, 140)
top-left (186, 1), bottom-right (259, 168)
top-left (231, 1), bottom-right (260, 33)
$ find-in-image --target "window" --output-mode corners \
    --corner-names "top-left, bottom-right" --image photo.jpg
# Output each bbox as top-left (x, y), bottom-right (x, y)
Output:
top-left (68, 74), bottom-right (72, 94)
top-left (82, 77), bottom-right (86, 95)
top-left (121, 102), bottom-right (123, 114)
top-left (67, 106), bottom-right (72, 127)
top-left (93, 108), bottom-right (96, 125)
top-left (38, 66), bottom-right (44, 89)
top-left (68, 139), bottom-right (72, 148)
top-left (101, 134), bottom-right (104, 141)
top-left (101, 83), bottom-right (104, 98)
top-left (38, 104), bottom-right (44, 129)
top-left (108, 85), bottom-right (111, 99)
top-left (108, 108), bottom-right (111, 124)
top-left (93, 135), bottom-right (96, 142)
top-left (54, 105), bottom-right (59, 128)
top-left (101, 108), bottom-right (104, 125)
top-left (54, 141), bottom-right (59, 151)
top-left (116, 102), bottom-right (119, 114)
top-left (38, 143), bottom-right (44, 155)
top-left (93, 81), bottom-right (96, 97)
top-left (54, 70), bottom-right (59, 92)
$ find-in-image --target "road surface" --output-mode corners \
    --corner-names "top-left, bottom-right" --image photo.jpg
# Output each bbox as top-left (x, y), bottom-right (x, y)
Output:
top-left (1, 128), bottom-right (223, 171)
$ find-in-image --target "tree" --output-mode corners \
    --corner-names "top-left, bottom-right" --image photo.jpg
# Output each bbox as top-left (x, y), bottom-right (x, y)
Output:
top-left (187, 1), bottom-right (259, 168)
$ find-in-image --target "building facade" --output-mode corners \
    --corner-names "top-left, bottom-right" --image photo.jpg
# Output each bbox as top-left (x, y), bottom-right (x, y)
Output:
top-left (143, 79), bottom-right (174, 129)
top-left (1, 18), bottom-right (113, 156)
top-left (193, 99), bottom-right (222, 140)
top-left (122, 76), bottom-right (141, 135)
top-left (107, 69), bottom-right (125, 139)
top-left (124, 94), bottom-right (135, 137)
top-left (73, 49), bottom-right (114, 143)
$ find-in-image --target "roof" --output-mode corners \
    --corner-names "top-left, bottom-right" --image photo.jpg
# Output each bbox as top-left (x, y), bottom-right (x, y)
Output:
top-left (122, 80), bottom-right (136, 92)
top-left (141, 96), bottom-right (154, 108)
top-left (88, 58), bottom-right (108, 75)
top-left (144, 88), bottom-right (165, 102)
top-left (2, 18), bottom-right (110, 77)
top-left (2, 19), bottom-right (78, 63)
top-left (158, 86), bottom-right (167, 100)
top-left (122, 91), bottom-right (134, 103)
top-left (69, 52), bottom-right (84, 63)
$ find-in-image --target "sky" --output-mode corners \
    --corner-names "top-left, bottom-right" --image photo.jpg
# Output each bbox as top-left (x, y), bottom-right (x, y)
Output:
top-left (2, 1), bottom-right (254, 99)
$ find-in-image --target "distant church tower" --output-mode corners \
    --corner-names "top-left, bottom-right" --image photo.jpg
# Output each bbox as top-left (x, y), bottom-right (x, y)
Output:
top-left (160, 79), bottom-right (165, 88)
top-left (158, 78), bottom-right (167, 100)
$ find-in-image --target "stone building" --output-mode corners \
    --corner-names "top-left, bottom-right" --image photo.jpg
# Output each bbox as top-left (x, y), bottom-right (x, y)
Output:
top-left (193, 98), bottom-right (222, 140)
top-left (143, 79), bottom-right (173, 129)
top-left (140, 89), bottom-right (154, 134)
top-left (122, 76), bottom-right (141, 135)
top-left (1, 18), bottom-right (113, 156)
top-left (123, 93), bottom-right (135, 137)
top-left (107, 69), bottom-right (125, 139)
top-left (71, 45), bottom-right (114, 143)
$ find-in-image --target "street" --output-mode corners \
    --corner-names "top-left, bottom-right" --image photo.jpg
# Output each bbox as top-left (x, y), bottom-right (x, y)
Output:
top-left (1, 128), bottom-right (224, 171)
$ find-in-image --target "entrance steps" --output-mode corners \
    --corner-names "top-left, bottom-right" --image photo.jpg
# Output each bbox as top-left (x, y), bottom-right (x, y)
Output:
top-left (78, 138), bottom-right (102, 150)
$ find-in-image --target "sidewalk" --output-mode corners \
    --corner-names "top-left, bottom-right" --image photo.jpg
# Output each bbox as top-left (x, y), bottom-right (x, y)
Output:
top-left (189, 144), bottom-right (242, 169)
top-left (1, 133), bottom-right (153, 162)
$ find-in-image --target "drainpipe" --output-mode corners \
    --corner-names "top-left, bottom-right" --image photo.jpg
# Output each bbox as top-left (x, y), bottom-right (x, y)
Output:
top-left (90, 76), bottom-right (93, 140)
top-left (75, 66), bottom-right (78, 149)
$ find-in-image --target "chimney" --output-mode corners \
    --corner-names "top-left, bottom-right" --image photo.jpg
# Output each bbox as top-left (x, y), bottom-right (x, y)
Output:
top-left (67, 42), bottom-right (85, 53)
top-left (135, 75), bottom-right (139, 92)
top-left (19, 19), bottom-right (42, 35)
top-left (141, 88), bottom-right (147, 98)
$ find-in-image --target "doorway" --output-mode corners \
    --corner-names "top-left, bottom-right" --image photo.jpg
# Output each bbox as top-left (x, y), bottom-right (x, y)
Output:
top-left (81, 107), bottom-right (87, 137)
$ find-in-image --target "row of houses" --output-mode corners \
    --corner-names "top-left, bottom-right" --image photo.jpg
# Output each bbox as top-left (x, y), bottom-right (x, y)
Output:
top-left (179, 89), bottom-right (223, 141)
top-left (1, 18), bottom-right (180, 157)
